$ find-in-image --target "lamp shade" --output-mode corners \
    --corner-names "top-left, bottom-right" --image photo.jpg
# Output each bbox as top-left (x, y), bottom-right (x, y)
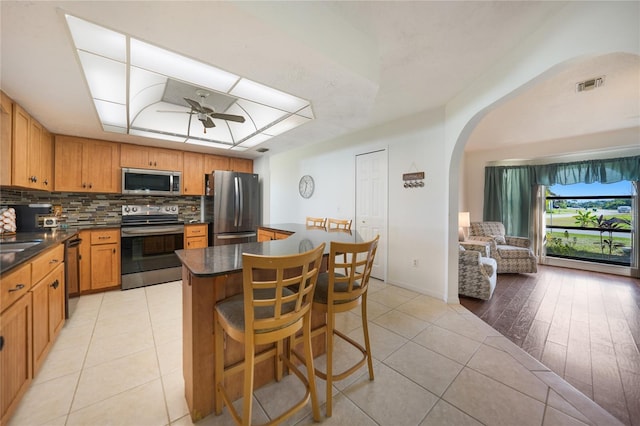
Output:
top-left (458, 212), bottom-right (470, 228)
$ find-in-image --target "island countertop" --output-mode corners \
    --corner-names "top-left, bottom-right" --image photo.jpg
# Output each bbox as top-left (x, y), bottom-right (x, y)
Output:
top-left (175, 223), bottom-right (360, 277)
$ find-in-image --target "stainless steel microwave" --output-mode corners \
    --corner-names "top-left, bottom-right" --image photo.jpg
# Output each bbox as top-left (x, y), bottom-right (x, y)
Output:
top-left (122, 168), bottom-right (181, 195)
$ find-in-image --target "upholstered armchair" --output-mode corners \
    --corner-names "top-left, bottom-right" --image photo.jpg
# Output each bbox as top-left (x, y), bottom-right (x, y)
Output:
top-left (467, 222), bottom-right (538, 274)
top-left (458, 246), bottom-right (497, 300)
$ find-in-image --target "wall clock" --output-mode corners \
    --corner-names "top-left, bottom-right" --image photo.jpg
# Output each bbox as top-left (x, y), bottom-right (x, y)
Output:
top-left (299, 175), bottom-right (315, 198)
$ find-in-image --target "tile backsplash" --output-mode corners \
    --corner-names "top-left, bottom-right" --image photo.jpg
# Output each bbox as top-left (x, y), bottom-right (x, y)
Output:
top-left (0, 189), bottom-right (202, 228)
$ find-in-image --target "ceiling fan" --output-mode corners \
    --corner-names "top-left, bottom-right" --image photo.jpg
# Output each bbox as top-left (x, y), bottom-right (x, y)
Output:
top-left (185, 90), bottom-right (246, 130)
top-left (161, 90), bottom-right (246, 135)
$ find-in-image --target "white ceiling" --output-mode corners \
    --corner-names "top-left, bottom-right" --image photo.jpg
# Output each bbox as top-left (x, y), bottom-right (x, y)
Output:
top-left (1, 1), bottom-right (637, 158)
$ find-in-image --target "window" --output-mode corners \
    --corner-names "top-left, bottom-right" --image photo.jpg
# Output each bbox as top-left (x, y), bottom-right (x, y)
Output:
top-left (544, 181), bottom-right (635, 266)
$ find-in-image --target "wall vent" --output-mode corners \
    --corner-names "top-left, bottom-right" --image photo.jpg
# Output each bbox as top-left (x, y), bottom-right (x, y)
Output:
top-left (576, 76), bottom-right (605, 92)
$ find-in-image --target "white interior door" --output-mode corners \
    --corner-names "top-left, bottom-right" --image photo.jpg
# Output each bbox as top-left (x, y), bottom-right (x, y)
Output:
top-left (356, 149), bottom-right (387, 281)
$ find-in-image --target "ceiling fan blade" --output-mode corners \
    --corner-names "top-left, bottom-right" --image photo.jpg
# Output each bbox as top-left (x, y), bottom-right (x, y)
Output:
top-left (184, 97), bottom-right (204, 113)
top-left (156, 110), bottom-right (193, 114)
top-left (209, 113), bottom-right (246, 123)
top-left (201, 105), bottom-right (214, 114)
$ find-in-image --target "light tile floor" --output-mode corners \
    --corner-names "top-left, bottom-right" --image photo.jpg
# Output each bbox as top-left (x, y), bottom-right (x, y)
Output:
top-left (8, 279), bottom-right (623, 426)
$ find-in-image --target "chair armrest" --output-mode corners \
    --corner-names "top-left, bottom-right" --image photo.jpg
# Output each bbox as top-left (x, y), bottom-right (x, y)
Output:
top-left (459, 250), bottom-right (481, 265)
top-left (468, 236), bottom-right (494, 244)
top-left (505, 236), bottom-right (531, 248)
top-left (466, 236), bottom-right (497, 253)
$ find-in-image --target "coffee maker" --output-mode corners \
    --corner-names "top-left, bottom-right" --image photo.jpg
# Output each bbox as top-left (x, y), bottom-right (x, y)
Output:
top-left (11, 203), bottom-right (55, 232)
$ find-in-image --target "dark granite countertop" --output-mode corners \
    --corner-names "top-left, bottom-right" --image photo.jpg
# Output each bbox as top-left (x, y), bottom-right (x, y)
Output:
top-left (175, 223), bottom-right (361, 277)
top-left (0, 230), bottom-right (80, 275)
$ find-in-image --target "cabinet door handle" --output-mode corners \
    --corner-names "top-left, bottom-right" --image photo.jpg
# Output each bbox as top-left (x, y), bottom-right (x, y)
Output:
top-left (89, 183), bottom-right (93, 189)
top-left (82, 183), bottom-right (87, 188)
top-left (49, 258), bottom-right (59, 264)
top-left (112, 248), bottom-right (116, 254)
top-left (0, 336), bottom-right (4, 351)
top-left (44, 179), bottom-right (49, 186)
top-left (50, 279), bottom-right (59, 289)
top-left (98, 236), bottom-right (111, 240)
top-left (8, 283), bottom-right (25, 292)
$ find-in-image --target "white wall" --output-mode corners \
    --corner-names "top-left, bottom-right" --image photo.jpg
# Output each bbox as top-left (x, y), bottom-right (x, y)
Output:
top-left (265, 107), bottom-right (448, 298)
top-left (262, 1), bottom-right (639, 304)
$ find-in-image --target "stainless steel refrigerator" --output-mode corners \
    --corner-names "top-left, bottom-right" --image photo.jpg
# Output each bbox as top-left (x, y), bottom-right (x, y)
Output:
top-left (205, 171), bottom-right (260, 246)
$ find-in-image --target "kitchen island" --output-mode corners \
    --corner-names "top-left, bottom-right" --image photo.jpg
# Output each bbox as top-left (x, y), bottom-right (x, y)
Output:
top-left (175, 224), bottom-right (360, 421)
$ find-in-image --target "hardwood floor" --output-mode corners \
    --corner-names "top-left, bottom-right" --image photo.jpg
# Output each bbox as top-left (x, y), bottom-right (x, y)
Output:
top-left (460, 265), bottom-right (640, 426)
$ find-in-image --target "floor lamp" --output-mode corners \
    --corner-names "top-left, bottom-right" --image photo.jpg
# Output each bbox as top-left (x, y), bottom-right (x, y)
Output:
top-left (458, 212), bottom-right (470, 241)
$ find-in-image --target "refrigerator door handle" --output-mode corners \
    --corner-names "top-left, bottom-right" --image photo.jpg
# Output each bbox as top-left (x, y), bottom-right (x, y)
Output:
top-left (234, 176), bottom-right (240, 227)
top-left (238, 177), bottom-right (244, 228)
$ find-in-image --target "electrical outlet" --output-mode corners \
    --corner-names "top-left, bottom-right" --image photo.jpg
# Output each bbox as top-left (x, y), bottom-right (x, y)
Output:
top-left (412, 259), bottom-right (418, 267)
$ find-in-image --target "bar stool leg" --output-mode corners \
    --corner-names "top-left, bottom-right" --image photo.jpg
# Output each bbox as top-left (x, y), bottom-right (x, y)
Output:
top-left (303, 313), bottom-right (321, 421)
top-left (325, 309), bottom-right (335, 417)
top-left (242, 340), bottom-right (255, 426)
top-left (362, 294), bottom-right (374, 380)
top-left (214, 314), bottom-right (224, 415)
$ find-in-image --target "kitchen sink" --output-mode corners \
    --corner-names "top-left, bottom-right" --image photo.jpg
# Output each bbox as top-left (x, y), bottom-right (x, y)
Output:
top-left (0, 240), bottom-right (43, 253)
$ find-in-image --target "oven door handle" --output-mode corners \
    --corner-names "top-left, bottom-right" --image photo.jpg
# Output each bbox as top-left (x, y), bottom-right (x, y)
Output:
top-left (216, 232), bottom-right (256, 240)
top-left (121, 226), bottom-right (184, 237)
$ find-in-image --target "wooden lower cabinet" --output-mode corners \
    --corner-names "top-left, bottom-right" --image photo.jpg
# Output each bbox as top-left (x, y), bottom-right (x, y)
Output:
top-left (90, 229), bottom-right (121, 291)
top-left (257, 228), bottom-right (292, 242)
top-left (184, 223), bottom-right (208, 249)
top-left (0, 292), bottom-right (32, 425)
top-left (78, 228), bottom-right (121, 293)
top-left (31, 263), bottom-right (65, 375)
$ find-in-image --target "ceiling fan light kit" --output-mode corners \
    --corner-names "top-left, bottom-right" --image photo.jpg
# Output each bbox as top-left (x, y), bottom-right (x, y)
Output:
top-left (64, 13), bottom-right (314, 151)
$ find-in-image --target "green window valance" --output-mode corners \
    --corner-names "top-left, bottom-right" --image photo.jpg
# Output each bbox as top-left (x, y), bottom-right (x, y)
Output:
top-left (484, 155), bottom-right (640, 237)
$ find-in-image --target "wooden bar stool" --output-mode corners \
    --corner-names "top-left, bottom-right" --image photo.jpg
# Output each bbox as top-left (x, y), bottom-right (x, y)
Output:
top-left (294, 236), bottom-right (379, 417)
top-left (326, 218), bottom-right (352, 231)
top-left (214, 243), bottom-right (325, 425)
top-left (306, 216), bottom-right (326, 228)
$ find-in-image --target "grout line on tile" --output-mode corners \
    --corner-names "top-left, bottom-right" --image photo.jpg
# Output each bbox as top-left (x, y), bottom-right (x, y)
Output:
top-left (145, 286), bottom-right (173, 426)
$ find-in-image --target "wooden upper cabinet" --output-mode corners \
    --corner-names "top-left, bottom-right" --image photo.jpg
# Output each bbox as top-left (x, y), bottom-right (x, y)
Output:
top-left (85, 141), bottom-right (120, 193)
top-left (121, 144), bottom-right (182, 171)
top-left (39, 127), bottom-right (53, 191)
top-left (11, 104), bottom-right (33, 188)
top-left (54, 135), bottom-right (120, 193)
top-left (204, 154), bottom-right (230, 173)
top-left (1, 92), bottom-right (12, 186)
top-left (183, 152), bottom-right (204, 195)
top-left (230, 158), bottom-right (253, 173)
top-left (203, 154), bottom-right (252, 174)
top-left (10, 103), bottom-right (51, 190)
top-left (28, 119), bottom-right (42, 188)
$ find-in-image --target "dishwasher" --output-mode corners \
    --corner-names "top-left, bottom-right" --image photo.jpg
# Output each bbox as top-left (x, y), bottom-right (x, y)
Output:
top-left (65, 235), bottom-right (82, 318)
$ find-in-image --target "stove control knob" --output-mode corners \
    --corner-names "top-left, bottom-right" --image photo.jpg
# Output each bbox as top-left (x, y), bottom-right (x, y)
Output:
top-left (124, 206), bottom-right (130, 213)
top-left (132, 206), bottom-right (138, 212)
top-left (171, 206), bottom-right (178, 212)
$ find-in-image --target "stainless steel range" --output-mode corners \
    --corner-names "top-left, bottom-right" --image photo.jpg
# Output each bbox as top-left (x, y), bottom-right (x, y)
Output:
top-left (120, 204), bottom-right (184, 290)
